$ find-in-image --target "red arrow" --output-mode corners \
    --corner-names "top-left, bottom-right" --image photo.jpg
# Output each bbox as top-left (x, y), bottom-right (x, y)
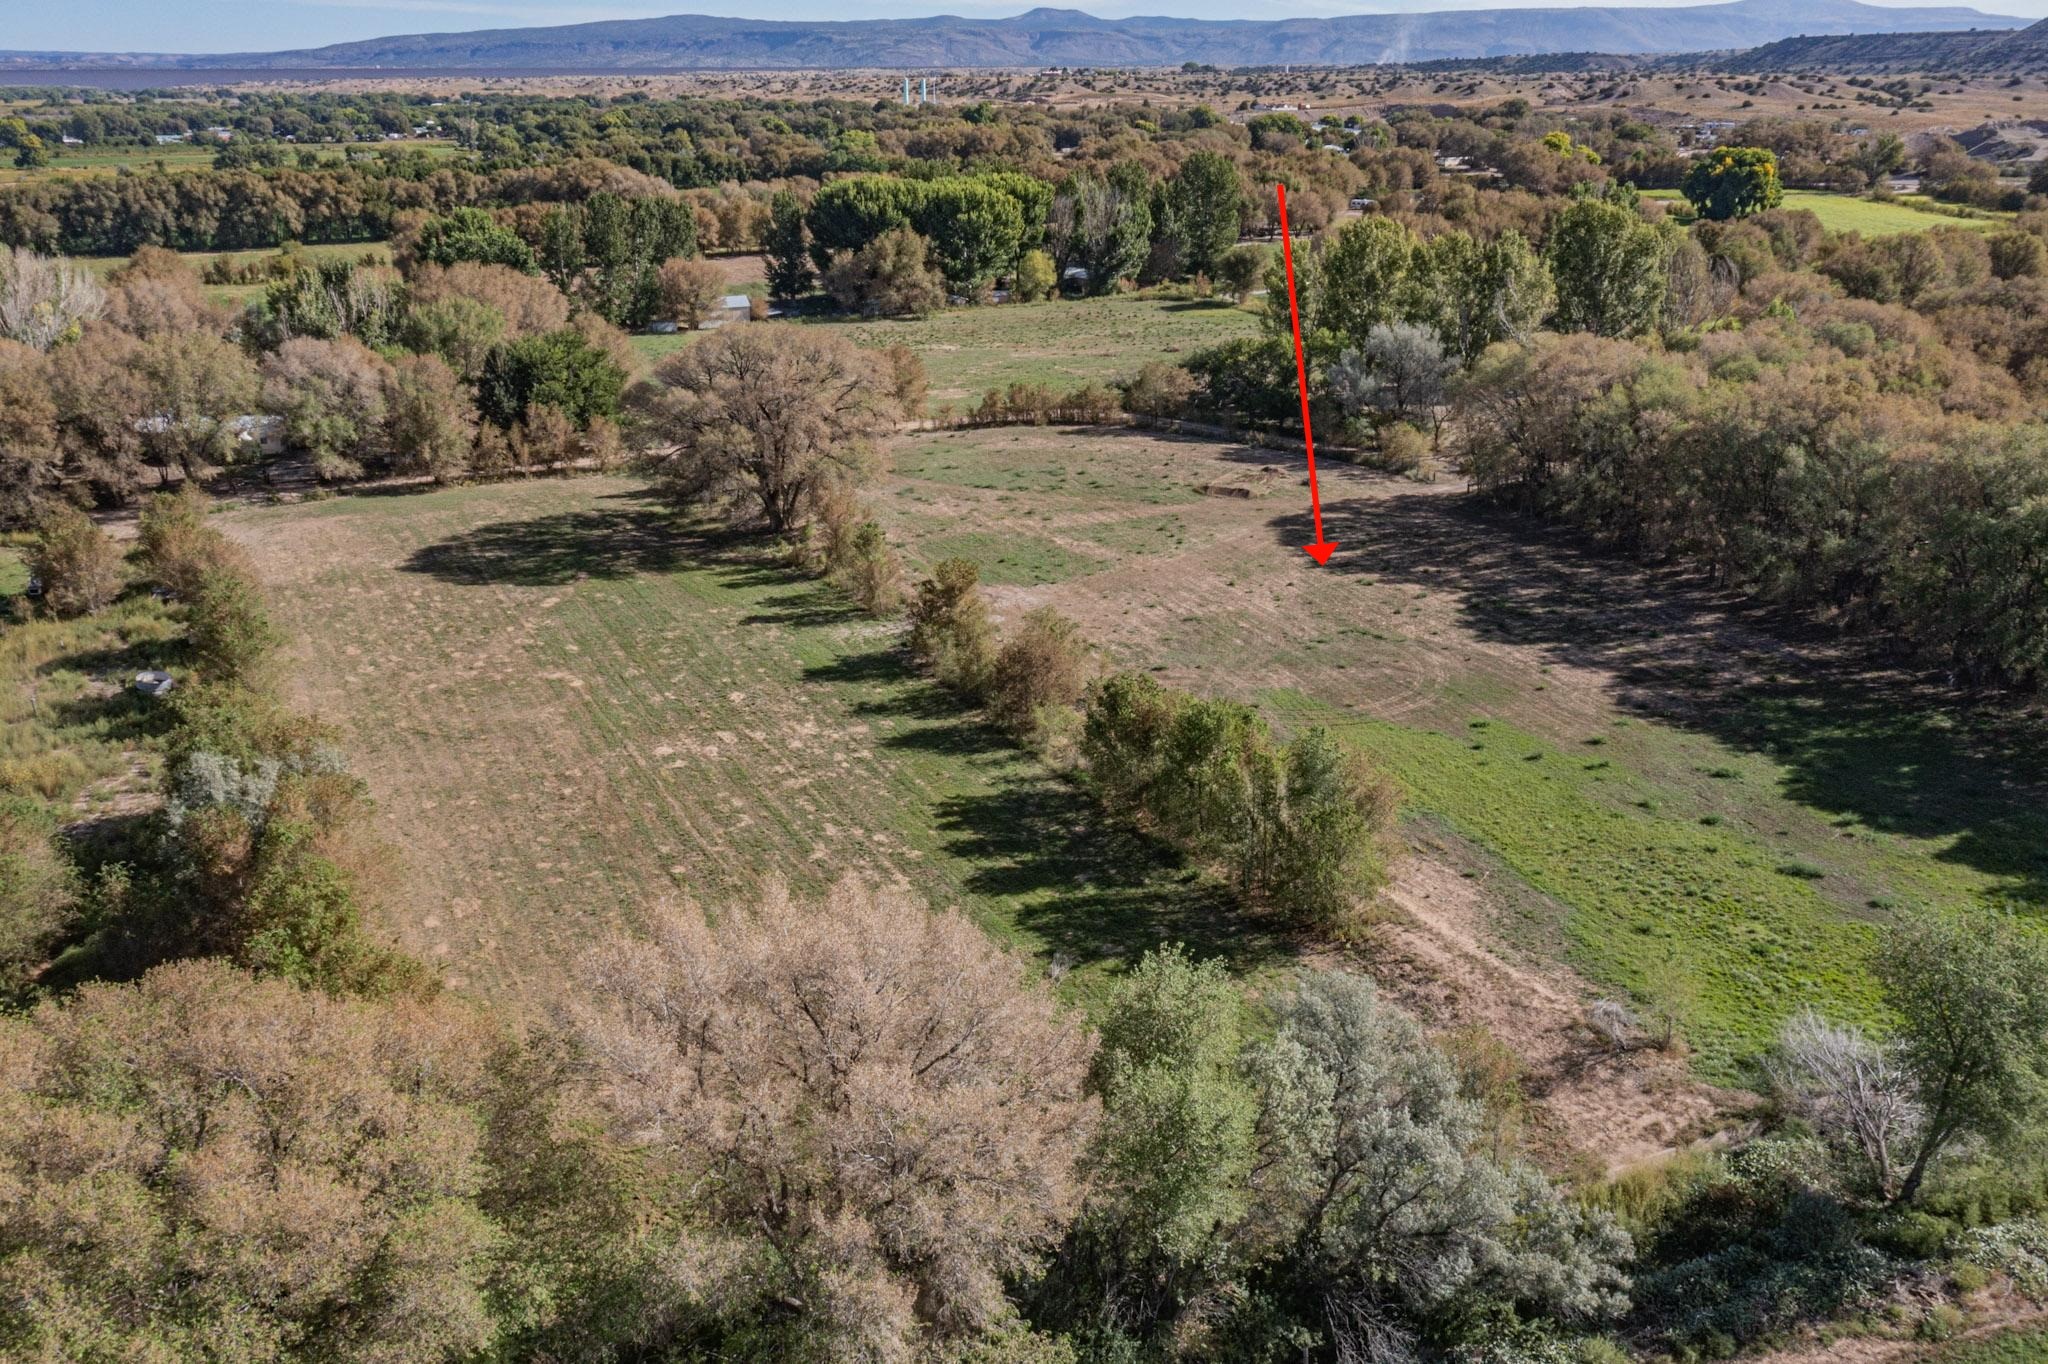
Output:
top-left (1276, 183), bottom-right (1336, 566)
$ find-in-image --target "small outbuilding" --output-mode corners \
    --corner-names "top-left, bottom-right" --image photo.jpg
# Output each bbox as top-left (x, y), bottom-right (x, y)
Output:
top-left (133, 670), bottom-right (176, 699)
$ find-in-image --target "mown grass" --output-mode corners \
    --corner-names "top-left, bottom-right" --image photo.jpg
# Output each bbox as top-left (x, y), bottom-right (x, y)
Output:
top-left (629, 294), bottom-right (1259, 399)
top-left (223, 479), bottom-right (1293, 1011)
top-left (1643, 187), bottom-right (2002, 234)
top-left (1262, 691), bottom-right (1883, 1082)
top-left (895, 428), bottom-right (1203, 504)
top-left (914, 530), bottom-right (1106, 585)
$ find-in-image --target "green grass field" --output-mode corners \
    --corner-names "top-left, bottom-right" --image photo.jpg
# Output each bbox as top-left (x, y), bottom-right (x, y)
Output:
top-left (208, 411), bottom-right (2048, 1092)
top-left (628, 294), bottom-right (1262, 404)
top-left (871, 426), bottom-right (2048, 1082)
top-left (225, 479), bottom-right (1291, 1013)
top-left (1644, 187), bottom-right (2003, 234)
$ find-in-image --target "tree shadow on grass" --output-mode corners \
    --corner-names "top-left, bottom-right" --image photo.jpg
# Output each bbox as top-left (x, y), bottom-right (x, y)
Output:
top-left (742, 587), bottom-right (866, 630)
top-left (401, 503), bottom-right (690, 587)
top-left (933, 772), bottom-right (1297, 979)
top-left (1271, 489), bottom-right (2048, 909)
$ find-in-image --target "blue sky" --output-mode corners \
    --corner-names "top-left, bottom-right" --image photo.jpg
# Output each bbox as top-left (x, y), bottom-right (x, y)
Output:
top-left (10, 0), bottom-right (2045, 55)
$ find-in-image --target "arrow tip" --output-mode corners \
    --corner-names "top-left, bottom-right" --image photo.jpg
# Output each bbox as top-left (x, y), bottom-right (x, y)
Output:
top-left (1303, 542), bottom-right (1337, 566)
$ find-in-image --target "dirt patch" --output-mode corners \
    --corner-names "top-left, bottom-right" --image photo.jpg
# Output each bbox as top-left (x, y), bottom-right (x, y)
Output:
top-left (1371, 847), bottom-right (1752, 1175)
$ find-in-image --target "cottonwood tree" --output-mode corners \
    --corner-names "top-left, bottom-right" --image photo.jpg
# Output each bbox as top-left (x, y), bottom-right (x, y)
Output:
top-left (0, 246), bottom-right (103, 350)
top-left (656, 254), bottom-right (726, 329)
top-left (0, 959), bottom-right (506, 1364)
top-left (632, 326), bottom-right (898, 534)
top-left (573, 876), bottom-right (1095, 1361)
top-left (1877, 910), bottom-right (2048, 1204)
top-left (261, 336), bottom-right (394, 480)
top-left (1546, 194), bottom-right (1668, 338)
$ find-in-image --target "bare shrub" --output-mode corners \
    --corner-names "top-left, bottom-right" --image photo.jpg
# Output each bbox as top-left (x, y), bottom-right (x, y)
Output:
top-left (572, 876), bottom-right (1095, 1359)
top-left (824, 224), bottom-right (946, 318)
top-left (1769, 1009), bottom-right (1922, 1200)
top-left (1587, 999), bottom-right (1641, 1051)
top-left (0, 247), bottom-right (104, 350)
top-left (383, 353), bottom-right (478, 483)
top-left (881, 342), bottom-right (928, 418)
top-left (0, 958), bottom-right (504, 1362)
top-left (1121, 361), bottom-right (1198, 418)
top-left (260, 336), bottom-right (393, 481)
top-left (408, 261), bottom-right (571, 337)
top-left (137, 482), bottom-right (248, 600)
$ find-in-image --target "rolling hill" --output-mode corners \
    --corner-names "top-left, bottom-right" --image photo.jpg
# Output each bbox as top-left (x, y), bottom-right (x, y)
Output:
top-left (1712, 16), bottom-right (2048, 72)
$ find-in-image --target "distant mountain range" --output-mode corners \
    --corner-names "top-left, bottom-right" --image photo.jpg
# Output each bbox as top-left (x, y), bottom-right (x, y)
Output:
top-left (0, 0), bottom-right (2028, 72)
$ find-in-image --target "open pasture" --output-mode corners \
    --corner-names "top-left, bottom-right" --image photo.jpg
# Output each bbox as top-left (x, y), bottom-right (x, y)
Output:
top-left (223, 425), bottom-right (2048, 1088)
top-left (1644, 186), bottom-right (2005, 234)
top-left (632, 292), bottom-right (1260, 398)
top-left (223, 478), bottom-right (1285, 1012)
top-left (873, 426), bottom-right (2048, 1079)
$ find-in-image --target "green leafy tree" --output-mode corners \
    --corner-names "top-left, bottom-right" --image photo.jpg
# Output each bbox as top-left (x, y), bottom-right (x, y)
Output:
top-left (908, 558), bottom-right (999, 696)
top-left (1214, 243), bottom-right (1267, 304)
top-left (1047, 164), bottom-right (1152, 295)
top-left (187, 561), bottom-right (283, 689)
top-left (764, 188), bottom-right (815, 300)
top-left (478, 329), bottom-right (627, 430)
top-left (1546, 195), bottom-right (1668, 338)
top-left (1681, 146), bottom-right (1785, 221)
top-left (1879, 911), bottom-right (2048, 1203)
top-left (1419, 228), bottom-right (1553, 360)
top-left (1036, 946), bottom-right (1255, 1348)
top-left (1166, 150), bottom-right (1244, 279)
top-left (412, 206), bottom-right (536, 273)
top-left (1316, 216), bottom-right (1418, 353)
top-left (916, 179), bottom-right (1025, 295)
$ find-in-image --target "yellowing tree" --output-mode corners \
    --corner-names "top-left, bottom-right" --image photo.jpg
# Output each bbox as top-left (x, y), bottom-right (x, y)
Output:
top-left (573, 877), bottom-right (1096, 1360)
